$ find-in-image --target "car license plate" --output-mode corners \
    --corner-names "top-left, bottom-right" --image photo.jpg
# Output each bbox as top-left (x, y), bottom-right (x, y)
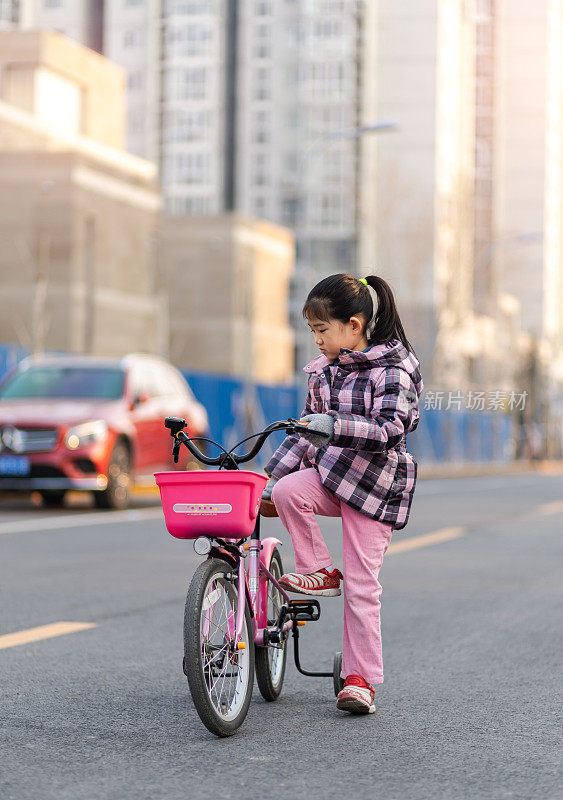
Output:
top-left (0, 455), bottom-right (31, 476)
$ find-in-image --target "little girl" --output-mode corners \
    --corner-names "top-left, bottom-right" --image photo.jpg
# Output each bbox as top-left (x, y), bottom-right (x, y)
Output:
top-left (262, 273), bottom-right (423, 715)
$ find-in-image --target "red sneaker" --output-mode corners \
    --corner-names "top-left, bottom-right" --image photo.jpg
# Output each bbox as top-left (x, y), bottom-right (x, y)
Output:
top-left (336, 674), bottom-right (376, 714)
top-left (278, 567), bottom-right (343, 597)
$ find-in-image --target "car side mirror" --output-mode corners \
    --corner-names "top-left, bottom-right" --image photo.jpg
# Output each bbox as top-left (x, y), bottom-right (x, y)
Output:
top-left (132, 391), bottom-right (150, 407)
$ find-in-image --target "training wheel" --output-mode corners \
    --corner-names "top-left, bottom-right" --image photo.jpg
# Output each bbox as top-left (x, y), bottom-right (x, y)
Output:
top-left (333, 651), bottom-right (344, 696)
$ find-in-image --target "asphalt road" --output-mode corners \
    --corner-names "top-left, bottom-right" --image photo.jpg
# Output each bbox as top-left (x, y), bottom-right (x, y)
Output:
top-left (1, 472), bottom-right (562, 800)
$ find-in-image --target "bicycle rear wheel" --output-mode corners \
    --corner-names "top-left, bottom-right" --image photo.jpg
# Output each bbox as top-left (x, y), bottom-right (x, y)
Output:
top-left (183, 557), bottom-right (254, 737)
top-left (255, 548), bottom-right (288, 701)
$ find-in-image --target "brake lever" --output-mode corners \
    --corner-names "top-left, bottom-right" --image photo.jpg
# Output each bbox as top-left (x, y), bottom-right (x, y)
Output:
top-left (286, 419), bottom-right (331, 441)
top-left (172, 435), bottom-right (181, 464)
top-left (284, 418), bottom-right (306, 435)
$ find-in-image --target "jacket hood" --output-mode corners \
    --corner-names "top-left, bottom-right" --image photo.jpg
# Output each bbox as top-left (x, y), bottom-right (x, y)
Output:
top-left (303, 338), bottom-right (424, 397)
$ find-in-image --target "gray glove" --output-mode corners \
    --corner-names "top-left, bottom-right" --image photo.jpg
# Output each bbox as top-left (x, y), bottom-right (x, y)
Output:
top-left (262, 476), bottom-right (278, 501)
top-left (298, 414), bottom-right (335, 448)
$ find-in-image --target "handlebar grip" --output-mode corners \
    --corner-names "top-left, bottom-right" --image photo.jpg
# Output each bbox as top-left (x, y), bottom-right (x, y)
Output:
top-left (164, 417), bottom-right (186, 435)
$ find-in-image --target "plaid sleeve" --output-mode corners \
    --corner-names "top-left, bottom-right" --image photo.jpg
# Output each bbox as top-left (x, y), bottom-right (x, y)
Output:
top-left (326, 368), bottom-right (420, 452)
top-left (263, 387), bottom-right (314, 479)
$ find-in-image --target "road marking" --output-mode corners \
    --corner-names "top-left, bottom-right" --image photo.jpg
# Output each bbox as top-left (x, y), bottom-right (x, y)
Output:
top-left (0, 621), bottom-right (97, 650)
top-left (387, 526), bottom-right (466, 554)
top-left (537, 500), bottom-right (563, 516)
top-left (0, 507), bottom-right (163, 536)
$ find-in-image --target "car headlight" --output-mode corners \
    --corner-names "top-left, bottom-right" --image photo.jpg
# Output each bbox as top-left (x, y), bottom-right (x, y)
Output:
top-left (65, 420), bottom-right (108, 450)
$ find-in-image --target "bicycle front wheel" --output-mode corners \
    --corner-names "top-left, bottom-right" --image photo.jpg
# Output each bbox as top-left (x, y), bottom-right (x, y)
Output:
top-left (183, 558), bottom-right (255, 737)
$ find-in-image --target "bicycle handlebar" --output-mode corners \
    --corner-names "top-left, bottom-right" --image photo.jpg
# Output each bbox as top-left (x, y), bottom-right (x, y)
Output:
top-left (164, 416), bottom-right (328, 470)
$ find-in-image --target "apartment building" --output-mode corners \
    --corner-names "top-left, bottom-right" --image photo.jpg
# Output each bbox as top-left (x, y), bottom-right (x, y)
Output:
top-left (0, 30), bottom-right (162, 357)
top-left (16, 0), bottom-right (368, 371)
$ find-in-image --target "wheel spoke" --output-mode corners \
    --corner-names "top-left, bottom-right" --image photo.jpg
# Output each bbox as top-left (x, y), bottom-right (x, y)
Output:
top-left (197, 572), bottom-right (249, 720)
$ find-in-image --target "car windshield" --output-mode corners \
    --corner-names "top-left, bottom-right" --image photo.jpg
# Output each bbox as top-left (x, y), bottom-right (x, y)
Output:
top-left (0, 365), bottom-right (126, 400)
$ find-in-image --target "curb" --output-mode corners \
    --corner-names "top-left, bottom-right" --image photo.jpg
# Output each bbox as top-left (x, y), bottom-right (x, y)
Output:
top-left (417, 460), bottom-right (563, 481)
top-left (129, 460), bottom-right (563, 493)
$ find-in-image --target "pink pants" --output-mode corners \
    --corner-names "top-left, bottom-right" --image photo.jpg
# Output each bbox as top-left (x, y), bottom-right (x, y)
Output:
top-left (271, 468), bottom-right (394, 685)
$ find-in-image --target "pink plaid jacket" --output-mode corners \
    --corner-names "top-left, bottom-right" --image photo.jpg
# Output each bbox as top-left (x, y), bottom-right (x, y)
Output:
top-left (264, 339), bottom-right (424, 530)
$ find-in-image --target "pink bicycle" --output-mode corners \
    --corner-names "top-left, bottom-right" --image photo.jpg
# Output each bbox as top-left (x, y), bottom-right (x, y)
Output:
top-left (155, 416), bottom-right (344, 737)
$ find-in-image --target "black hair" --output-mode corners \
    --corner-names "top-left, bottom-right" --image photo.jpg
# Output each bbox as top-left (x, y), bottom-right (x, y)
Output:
top-left (302, 273), bottom-right (417, 356)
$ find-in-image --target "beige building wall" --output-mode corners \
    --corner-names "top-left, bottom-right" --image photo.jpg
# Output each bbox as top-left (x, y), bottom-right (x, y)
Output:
top-left (160, 214), bottom-right (295, 384)
top-left (0, 30), bottom-right (126, 149)
top-left (433, 0), bottom-right (534, 395)
top-left (0, 30), bottom-right (161, 359)
top-left (359, 0), bottom-right (439, 384)
top-left (434, 0), bottom-right (481, 390)
top-left (544, 0), bottom-right (563, 405)
top-left (493, 0), bottom-right (547, 338)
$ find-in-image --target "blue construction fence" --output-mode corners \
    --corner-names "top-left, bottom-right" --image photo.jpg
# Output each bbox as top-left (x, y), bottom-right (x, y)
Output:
top-left (0, 343), bottom-right (515, 467)
top-left (182, 369), bottom-right (516, 467)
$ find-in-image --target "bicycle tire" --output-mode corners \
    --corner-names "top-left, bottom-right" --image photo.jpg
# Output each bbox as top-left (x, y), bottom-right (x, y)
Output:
top-left (333, 651), bottom-right (344, 697)
top-left (255, 548), bottom-right (288, 701)
top-left (184, 557), bottom-right (255, 737)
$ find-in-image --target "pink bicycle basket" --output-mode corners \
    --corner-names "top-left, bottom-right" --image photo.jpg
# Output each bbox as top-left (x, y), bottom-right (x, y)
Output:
top-left (155, 470), bottom-right (268, 540)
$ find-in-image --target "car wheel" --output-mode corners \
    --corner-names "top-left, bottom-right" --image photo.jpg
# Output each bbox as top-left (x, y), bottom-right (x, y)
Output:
top-left (93, 441), bottom-right (131, 510)
top-left (39, 490), bottom-right (67, 507)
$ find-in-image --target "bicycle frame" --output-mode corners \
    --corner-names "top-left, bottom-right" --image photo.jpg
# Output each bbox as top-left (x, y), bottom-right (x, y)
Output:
top-left (213, 513), bottom-right (294, 648)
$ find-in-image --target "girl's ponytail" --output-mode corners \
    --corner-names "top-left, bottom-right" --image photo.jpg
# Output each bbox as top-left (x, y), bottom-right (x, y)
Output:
top-left (364, 275), bottom-right (416, 356)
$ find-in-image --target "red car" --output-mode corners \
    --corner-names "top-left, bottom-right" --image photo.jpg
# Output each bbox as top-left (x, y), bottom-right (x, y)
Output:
top-left (0, 353), bottom-right (209, 509)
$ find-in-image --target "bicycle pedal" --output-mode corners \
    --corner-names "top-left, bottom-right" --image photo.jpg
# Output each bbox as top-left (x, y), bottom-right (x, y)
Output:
top-left (289, 598), bottom-right (321, 622)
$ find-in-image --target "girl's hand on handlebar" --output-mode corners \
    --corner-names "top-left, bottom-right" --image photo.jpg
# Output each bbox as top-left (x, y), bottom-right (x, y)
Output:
top-left (295, 414), bottom-right (335, 447)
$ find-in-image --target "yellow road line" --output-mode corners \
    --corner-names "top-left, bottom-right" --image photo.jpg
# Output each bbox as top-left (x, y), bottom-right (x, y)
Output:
top-left (537, 500), bottom-right (563, 516)
top-left (387, 526), bottom-right (466, 554)
top-left (0, 621), bottom-right (97, 651)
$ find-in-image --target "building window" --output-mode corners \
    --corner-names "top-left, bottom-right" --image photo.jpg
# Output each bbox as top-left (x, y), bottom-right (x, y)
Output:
top-left (127, 71), bottom-right (144, 90)
top-left (253, 67), bottom-right (271, 101)
top-left (124, 29), bottom-right (143, 47)
top-left (309, 194), bottom-right (342, 227)
top-left (165, 1), bottom-right (213, 13)
top-left (163, 109), bottom-right (211, 142)
top-left (300, 61), bottom-right (346, 100)
top-left (253, 109), bottom-right (270, 144)
top-left (165, 195), bottom-right (211, 215)
top-left (282, 198), bottom-right (300, 226)
top-left (254, 43), bottom-right (271, 58)
top-left (44, 0), bottom-right (63, 7)
top-left (162, 152), bottom-right (211, 185)
top-left (165, 22), bottom-right (213, 55)
top-left (252, 152), bottom-right (268, 186)
top-left (255, 1), bottom-right (271, 14)
top-left (165, 67), bottom-right (208, 101)
top-left (255, 23), bottom-right (269, 38)
top-left (125, 0), bottom-right (144, 6)
top-left (254, 22), bottom-right (271, 57)
top-left (254, 128), bottom-right (269, 144)
top-left (253, 196), bottom-right (268, 217)
top-left (186, 196), bottom-right (210, 214)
